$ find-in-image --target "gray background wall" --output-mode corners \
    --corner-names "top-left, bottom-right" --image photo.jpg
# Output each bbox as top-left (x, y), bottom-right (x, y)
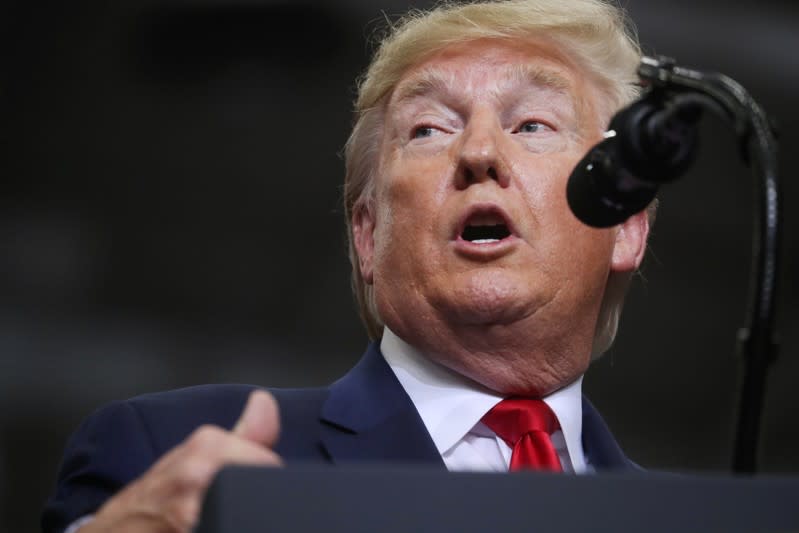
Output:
top-left (1, 1), bottom-right (797, 531)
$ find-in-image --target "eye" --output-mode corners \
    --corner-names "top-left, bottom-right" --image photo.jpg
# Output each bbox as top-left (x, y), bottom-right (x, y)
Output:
top-left (515, 121), bottom-right (552, 134)
top-left (412, 125), bottom-right (439, 139)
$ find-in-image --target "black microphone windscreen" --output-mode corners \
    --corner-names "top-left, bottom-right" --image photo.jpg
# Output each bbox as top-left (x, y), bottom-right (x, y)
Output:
top-left (566, 141), bottom-right (658, 228)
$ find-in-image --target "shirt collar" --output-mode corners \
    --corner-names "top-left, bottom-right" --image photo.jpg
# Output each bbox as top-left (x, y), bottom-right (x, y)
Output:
top-left (380, 327), bottom-right (588, 473)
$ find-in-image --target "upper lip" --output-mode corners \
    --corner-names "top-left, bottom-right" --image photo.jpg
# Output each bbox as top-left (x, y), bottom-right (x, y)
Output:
top-left (453, 203), bottom-right (518, 241)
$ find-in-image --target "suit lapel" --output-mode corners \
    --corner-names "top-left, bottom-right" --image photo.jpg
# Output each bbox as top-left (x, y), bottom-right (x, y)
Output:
top-left (320, 344), bottom-right (632, 472)
top-left (581, 396), bottom-right (637, 471)
top-left (320, 343), bottom-right (444, 467)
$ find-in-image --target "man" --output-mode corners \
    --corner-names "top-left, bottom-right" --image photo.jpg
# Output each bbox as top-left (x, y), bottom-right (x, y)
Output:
top-left (43, 0), bottom-right (651, 531)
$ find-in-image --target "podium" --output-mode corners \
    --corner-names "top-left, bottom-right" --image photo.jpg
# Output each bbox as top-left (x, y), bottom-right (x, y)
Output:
top-left (196, 465), bottom-right (799, 532)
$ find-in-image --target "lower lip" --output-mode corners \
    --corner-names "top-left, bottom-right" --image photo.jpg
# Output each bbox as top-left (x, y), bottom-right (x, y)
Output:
top-left (452, 235), bottom-right (519, 259)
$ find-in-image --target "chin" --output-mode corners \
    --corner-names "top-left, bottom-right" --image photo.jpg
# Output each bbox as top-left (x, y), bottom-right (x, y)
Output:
top-left (435, 271), bottom-right (536, 326)
top-left (441, 350), bottom-right (582, 397)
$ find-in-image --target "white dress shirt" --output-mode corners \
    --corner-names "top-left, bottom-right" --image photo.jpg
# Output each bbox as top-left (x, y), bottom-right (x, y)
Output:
top-left (380, 327), bottom-right (590, 474)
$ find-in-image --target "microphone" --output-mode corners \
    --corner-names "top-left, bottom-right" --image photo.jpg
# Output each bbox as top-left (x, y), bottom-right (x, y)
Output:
top-left (566, 91), bottom-right (701, 228)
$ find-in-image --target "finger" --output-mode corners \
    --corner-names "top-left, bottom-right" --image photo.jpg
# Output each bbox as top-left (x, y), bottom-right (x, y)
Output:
top-left (150, 427), bottom-right (283, 506)
top-left (173, 436), bottom-right (283, 493)
top-left (91, 422), bottom-right (284, 533)
top-left (223, 439), bottom-right (284, 467)
top-left (232, 390), bottom-right (281, 447)
top-left (150, 423), bottom-right (278, 481)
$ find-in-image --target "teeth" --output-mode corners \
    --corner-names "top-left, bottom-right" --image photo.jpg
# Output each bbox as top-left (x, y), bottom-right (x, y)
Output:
top-left (461, 221), bottom-right (511, 243)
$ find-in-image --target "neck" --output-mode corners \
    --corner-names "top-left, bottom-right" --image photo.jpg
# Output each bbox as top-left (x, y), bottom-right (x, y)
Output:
top-left (384, 313), bottom-right (593, 397)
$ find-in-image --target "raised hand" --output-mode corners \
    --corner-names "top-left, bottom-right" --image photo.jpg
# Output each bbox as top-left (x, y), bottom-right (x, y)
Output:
top-left (79, 390), bottom-right (282, 533)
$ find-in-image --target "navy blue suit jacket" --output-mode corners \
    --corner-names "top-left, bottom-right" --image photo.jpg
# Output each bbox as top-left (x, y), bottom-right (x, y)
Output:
top-left (42, 342), bottom-right (634, 533)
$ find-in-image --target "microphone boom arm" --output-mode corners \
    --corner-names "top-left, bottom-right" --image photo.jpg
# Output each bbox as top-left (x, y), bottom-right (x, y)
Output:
top-left (638, 56), bottom-right (781, 474)
top-left (570, 56), bottom-right (781, 474)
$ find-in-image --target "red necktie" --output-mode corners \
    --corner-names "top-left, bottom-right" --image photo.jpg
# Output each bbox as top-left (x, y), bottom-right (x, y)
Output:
top-left (481, 398), bottom-right (563, 472)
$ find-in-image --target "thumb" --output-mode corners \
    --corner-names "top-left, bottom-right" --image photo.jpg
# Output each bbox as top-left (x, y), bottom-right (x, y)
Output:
top-left (233, 390), bottom-right (281, 447)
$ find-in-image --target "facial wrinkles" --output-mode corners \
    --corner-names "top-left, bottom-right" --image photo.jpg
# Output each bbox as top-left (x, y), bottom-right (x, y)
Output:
top-left (380, 58), bottom-right (601, 261)
top-left (365, 40), bottom-right (621, 395)
top-left (394, 60), bottom-right (573, 111)
top-left (389, 66), bottom-right (591, 165)
top-left (389, 51), bottom-right (588, 217)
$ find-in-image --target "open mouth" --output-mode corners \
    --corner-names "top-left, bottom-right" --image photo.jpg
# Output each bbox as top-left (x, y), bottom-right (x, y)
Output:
top-left (458, 208), bottom-right (514, 244)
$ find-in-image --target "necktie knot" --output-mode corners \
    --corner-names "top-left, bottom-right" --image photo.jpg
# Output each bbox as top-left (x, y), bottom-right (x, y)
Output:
top-left (481, 398), bottom-right (562, 472)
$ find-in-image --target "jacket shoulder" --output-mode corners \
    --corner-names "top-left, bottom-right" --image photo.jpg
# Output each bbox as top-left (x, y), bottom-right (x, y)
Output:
top-left (124, 384), bottom-right (259, 451)
top-left (125, 383), bottom-right (331, 455)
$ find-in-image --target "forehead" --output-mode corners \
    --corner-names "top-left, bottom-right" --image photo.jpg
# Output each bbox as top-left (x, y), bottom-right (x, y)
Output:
top-left (389, 37), bottom-right (589, 106)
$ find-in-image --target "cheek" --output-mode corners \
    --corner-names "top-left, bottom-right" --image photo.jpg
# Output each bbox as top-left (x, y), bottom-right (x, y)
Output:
top-left (386, 138), bottom-right (454, 192)
top-left (370, 194), bottom-right (398, 267)
top-left (516, 152), bottom-right (577, 216)
top-left (371, 183), bottom-right (430, 268)
top-left (519, 152), bottom-right (615, 269)
top-left (378, 156), bottom-right (450, 234)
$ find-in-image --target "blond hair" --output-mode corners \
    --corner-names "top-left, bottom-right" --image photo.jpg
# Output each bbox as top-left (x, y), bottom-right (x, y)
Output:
top-left (344, 0), bottom-right (649, 356)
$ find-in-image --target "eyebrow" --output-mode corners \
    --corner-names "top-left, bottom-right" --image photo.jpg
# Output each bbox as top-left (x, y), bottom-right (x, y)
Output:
top-left (392, 63), bottom-right (574, 106)
top-left (393, 68), bottom-right (457, 105)
top-left (508, 64), bottom-right (572, 94)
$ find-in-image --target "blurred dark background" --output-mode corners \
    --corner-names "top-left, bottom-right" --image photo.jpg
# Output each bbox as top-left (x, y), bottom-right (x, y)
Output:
top-left (1, 0), bottom-right (797, 531)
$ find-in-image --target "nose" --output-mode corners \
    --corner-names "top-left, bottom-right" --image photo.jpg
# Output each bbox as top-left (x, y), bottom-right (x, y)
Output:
top-left (454, 110), bottom-right (512, 190)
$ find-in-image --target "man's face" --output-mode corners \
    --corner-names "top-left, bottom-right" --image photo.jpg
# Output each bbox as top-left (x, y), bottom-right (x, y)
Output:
top-left (353, 38), bottom-right (646, 394)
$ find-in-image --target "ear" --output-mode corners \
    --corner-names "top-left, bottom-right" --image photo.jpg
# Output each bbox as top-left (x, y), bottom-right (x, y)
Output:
top-left (610, 209), bottom-right (650, 274)
top-left (352, 203), bottom-right (376, 284)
